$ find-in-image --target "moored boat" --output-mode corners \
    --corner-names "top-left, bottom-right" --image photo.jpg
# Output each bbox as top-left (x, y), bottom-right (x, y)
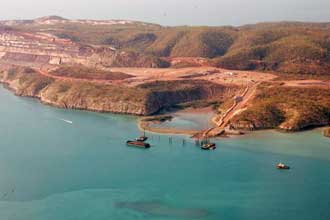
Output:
top-left (276, 163), bottom-right (290, 170)
top-left (126, 140), bottom-right (151, 148)
top-left (136, 130), bottom-right (148, 142)
top-left (135, 136), bottom-right (148, 142)
top-left (201, 143), bottom-right (216, 150)
top-left (200, 135), bottom-right (217, 150)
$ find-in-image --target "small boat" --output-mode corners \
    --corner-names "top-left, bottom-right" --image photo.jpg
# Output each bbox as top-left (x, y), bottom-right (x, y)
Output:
top-left (201, 143), bottom-right (216, 150)
top-left (276, 163), bottom-right (290, 170)
top-left (126, 140), bottom-right (151, 149)
top-left (136, 131), bottom-right (148, 142)
top-left (200, 135), bottom-right (216, 150)
top-left (135, 136), bottom-right (148, 142)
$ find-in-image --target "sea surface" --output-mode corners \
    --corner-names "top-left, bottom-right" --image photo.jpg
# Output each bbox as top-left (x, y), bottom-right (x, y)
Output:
top-left (0, 85), bottom-right (330, 220)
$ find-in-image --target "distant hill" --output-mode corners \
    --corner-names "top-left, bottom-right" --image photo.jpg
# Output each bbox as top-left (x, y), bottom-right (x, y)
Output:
top-left (216, 22), bottom-right (330, 75)
top-left (2, 17), bottom-right (330, 75)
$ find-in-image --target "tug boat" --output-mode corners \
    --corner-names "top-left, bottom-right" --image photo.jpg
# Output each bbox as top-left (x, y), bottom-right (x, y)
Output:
top-left (201, 143), bottom-right (217, 150)
top-left (199, 135), bottom-right (217, 150)
top-left (126, 140), bottom-right (151, 149)
top-left (135, 136), bottom-right (148, 142)
top-left (135, 131), bottom-right (148, 142)
top-left (276, 163), bottom-right (290, 170)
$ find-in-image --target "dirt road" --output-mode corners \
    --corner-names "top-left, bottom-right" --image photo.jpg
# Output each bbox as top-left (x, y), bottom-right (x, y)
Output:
top-left (216, 83), bottom-right (259, 129)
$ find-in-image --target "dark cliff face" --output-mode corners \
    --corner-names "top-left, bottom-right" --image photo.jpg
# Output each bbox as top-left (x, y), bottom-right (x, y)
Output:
top-left (139, 80), bottom-right (240, 114)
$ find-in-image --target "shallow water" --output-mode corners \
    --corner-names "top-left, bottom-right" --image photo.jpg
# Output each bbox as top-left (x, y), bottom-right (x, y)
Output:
top-left (0, 86), bottom-right (330, 220)
top-left (151, 109), bottom-right (214, 131)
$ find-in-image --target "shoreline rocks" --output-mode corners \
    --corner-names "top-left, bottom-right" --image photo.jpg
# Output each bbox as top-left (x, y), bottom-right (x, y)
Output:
top-left (324, 127), bottom-right (330, 138)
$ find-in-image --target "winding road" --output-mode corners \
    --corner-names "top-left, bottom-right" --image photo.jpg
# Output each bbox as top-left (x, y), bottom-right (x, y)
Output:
top-left (200, 82), bottom-right (259, 138)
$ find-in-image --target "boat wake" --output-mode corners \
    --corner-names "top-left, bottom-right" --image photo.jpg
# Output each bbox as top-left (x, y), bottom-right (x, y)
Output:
top-left (59, 119), bottom-right (73, 124)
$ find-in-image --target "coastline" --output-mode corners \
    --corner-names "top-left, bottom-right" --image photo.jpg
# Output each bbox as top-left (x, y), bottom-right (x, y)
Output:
top-left (0, 80), bottom-right (149, 116)
top-left (138, 112), bottom-right (330, 139)
top-left (1, 81), bottom-right (329, 138)
top-left (0, 81), bottom-right (216, 138)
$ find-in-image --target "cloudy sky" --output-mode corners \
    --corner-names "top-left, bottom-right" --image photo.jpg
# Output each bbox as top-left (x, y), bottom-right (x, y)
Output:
top-left (2, 0), bottom-right (330, 26)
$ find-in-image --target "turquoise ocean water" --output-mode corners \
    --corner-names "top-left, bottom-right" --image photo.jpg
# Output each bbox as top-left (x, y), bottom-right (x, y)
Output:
top-left (0, 86), bottom-right (329, 220)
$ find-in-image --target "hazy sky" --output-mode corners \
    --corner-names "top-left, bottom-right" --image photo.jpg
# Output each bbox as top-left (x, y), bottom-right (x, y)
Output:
top-left (2, 0), bottom-right (330, 26)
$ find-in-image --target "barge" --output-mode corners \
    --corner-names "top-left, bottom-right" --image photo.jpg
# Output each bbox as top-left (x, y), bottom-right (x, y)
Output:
top-left (126, 140), bottom-right (151, 148)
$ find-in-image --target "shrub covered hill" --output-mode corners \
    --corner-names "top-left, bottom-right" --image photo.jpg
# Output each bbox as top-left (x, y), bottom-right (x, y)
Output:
top-left (229, 82), bottom-right (330, 131)
top-left (8, 17), bottom-right (330, 76)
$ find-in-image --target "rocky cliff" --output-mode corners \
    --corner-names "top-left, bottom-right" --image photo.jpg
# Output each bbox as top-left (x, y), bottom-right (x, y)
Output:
top-left (0, 66), bottom-right (239, 116)
top-left (0, 66), bottom-right (156, 115)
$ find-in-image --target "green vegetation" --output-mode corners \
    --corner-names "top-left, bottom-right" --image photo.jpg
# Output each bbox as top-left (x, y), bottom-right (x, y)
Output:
top-left (90, 26), bottom-right (235, 58)
top-left (50, 65), bottom-right (133, 80)
top-left (144, 27), bottom-right (235, 58)
top-left (138, 79), bottom-right (225, 92)
top-left (6, 67), bottom-right (20, 80)
top-left (232, 101), bottom-right (286, 130)
top-left (231, 83), bottom-right (330, 131)
top-left (15, 21), bottom-right (236, 58)
top-left (18, 73), bottom-right (54, 95)
top-left (215, 23), bottom-right (330, 76)
top-left (12, 20), bottom-right (330, 75)
top-left (3, 67), bottom-right (55, 96)
top-left (43, 80), bottom-right (149, 103)
top-left (110, 51), bottom-right (170, 68)
top-left (55, 33), bottom-right (80, 42)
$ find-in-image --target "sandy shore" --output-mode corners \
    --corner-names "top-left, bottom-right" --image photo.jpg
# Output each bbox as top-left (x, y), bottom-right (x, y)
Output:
top-left (138, 107), bottom-right (215, 136)
top-left (138, 120), bottom-right (199, 136)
